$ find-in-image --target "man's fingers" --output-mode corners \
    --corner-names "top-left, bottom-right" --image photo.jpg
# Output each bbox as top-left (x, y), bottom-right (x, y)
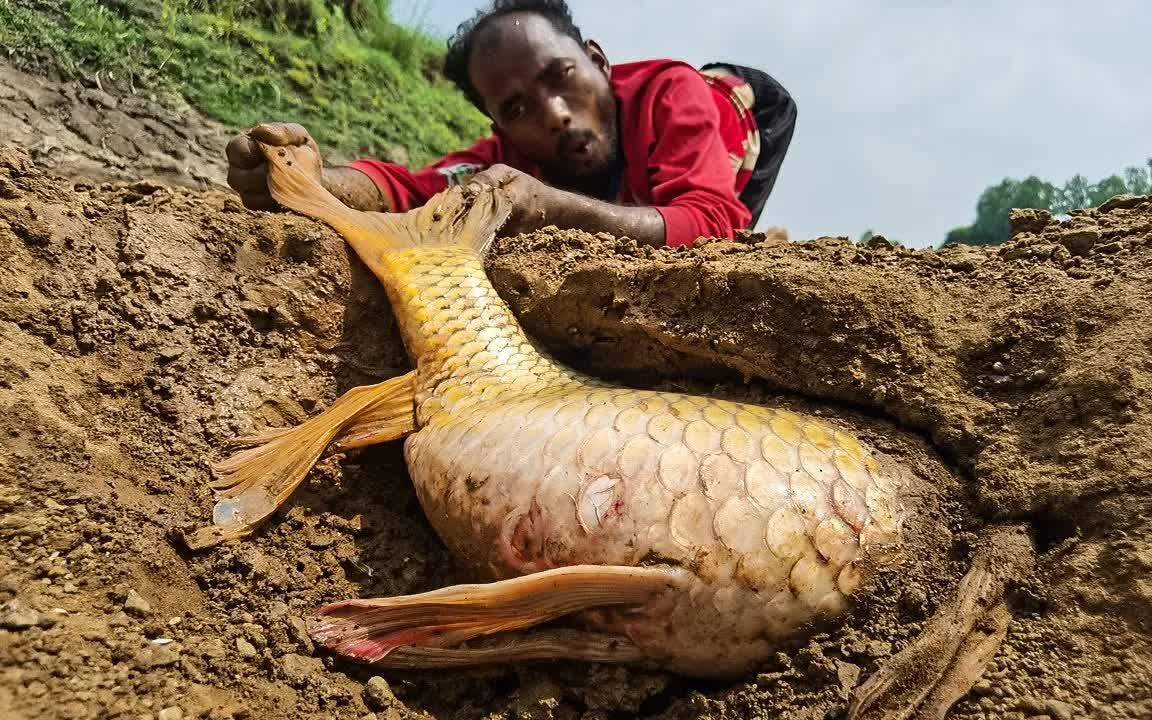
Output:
top-left (250, 122), bottom-right (312, 147)
top-left (240, 192), bottom-right (279, 212)
top-left (227, 166), bottom-right (269, 194)
top-left (225, 134), bottom-right (265, 170)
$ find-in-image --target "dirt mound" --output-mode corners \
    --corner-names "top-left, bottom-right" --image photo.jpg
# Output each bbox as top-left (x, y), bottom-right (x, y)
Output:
top-left (1, 144), bottom-right (1149, 720)
top-left (0, 60), bottom-right (234, 191)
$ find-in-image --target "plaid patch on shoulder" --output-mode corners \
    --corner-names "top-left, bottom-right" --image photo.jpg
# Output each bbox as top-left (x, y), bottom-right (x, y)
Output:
top-left (437, 162), bottom-right (486, 187)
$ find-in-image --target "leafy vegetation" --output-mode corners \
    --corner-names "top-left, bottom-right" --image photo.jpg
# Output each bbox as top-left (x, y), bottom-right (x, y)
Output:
top-left (946, 160), bottom-right (1152, 246)
top-left (0, 0), bottom-right (488, 165)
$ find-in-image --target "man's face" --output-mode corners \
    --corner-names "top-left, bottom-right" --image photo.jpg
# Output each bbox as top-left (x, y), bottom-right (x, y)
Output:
top-left (468, 12), bottom-right (617, 180)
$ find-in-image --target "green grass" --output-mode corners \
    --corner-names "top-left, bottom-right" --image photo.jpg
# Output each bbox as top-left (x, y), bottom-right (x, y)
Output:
top-left (0, 0), bottom-right (488, 165)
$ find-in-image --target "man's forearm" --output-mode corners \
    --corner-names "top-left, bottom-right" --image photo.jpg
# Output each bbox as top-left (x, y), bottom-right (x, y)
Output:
top-left (321, 166), bottom-right (390, 212)
top-left (537, 188), bottom-right (666, 247)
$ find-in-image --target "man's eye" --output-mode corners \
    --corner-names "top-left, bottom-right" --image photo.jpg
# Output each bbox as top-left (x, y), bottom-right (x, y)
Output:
top-left (505, 104), bottom-right (525, 121)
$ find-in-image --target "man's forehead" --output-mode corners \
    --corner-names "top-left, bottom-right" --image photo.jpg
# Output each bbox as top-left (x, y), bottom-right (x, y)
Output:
top-left (473, 12), bottom-right (582, 66)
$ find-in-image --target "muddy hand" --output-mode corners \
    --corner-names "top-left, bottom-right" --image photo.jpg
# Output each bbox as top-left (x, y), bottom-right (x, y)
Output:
top-left (465, 163), bottom-right (554, 236)
top-left (225, 122), bottom-right (321, 211)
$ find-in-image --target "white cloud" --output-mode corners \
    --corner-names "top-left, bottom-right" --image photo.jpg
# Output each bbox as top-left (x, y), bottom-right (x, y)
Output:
top-left (391, 0), bottom-right (1151, 246)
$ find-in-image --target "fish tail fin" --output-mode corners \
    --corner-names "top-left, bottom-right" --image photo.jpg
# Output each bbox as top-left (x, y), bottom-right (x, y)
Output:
top-left (261, 143), bottom-right (512, 269)
top-left (184, 371), bottom-right (416, 550)
top-left (307, 565), bottom-right (682, 666)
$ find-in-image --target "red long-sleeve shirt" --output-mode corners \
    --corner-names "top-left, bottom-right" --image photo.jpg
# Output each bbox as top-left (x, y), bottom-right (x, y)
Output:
top-left (349, 59), bottom-right (759, 247)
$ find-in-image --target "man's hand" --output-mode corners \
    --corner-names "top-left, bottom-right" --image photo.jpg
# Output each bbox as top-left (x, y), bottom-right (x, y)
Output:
top-left (466, 163), bottom-right (666, 245)
top-left (465, 164), bottom-right (557, 236)
top-left (225, 122), bottom-right (320, 211)
top-left (225, 122), bottom-right (388, 212)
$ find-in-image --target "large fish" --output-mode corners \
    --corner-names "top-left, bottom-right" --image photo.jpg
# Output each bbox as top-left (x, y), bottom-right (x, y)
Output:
top-left (188, 142), bottom-right (907, 678)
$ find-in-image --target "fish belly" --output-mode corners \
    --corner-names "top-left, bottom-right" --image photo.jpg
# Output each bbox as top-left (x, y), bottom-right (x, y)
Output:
top-left (403, 385), bottom-right (904, 674)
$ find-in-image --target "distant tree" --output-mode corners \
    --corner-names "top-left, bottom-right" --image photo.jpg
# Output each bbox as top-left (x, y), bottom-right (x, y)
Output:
top-left (947, 160), bottom-right (1151, 246)
top-left (1124, 165), bottom-right (1151, 195)
top-left (859, 229), bottom-right (875, 243)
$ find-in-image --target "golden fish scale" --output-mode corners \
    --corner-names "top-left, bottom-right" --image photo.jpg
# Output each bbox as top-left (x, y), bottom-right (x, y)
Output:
top-left (386, 246), bottom-right (904, 670)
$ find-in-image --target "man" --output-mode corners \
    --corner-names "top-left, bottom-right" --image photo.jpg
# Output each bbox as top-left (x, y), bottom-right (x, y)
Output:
top-left (226, 0), bottom-right (796, 248)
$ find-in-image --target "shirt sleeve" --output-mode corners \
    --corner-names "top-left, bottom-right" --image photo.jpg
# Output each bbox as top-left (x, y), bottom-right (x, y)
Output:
top-left (644, 68), bottom-right (753, 247)
top-left (346, 136), bottom-right (503, 212)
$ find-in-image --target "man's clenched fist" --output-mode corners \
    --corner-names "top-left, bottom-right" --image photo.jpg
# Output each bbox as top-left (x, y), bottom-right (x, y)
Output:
top-left (225, 122), bottom-right (321, 211)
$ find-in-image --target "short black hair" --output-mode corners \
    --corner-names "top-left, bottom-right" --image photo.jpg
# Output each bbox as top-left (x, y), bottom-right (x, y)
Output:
top-left (443, 0), bottom-right (585, 112)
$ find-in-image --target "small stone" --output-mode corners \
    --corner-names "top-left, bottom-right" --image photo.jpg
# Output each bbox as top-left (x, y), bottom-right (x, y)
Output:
top-left (1045, 700), bottom-right (1074, 720)
top-left (1009, 208), bottom-right (1052, 234)
top-left (864, 640), bottom-right (892, 658)
top-left (1097, 194), bottom-right (1145, 212)
top-left (364, 676), bottom-right (396, 711)
top-left (1018, 697), bottom-right (1048, 714)
top-left (835, 661), bottom-right (861, 698)
top-left (200, 637), bottom-right (226, 659)
top-left (307, 533), bottom-right (336, 549)
top-left (157, 347), bottom-right (184, 363)
top-left (236, 638), bottom-right (258, 658)
top-left (157, 708), bottom-right (184, 720)
top-left (286, 616), bottom-right (314, 655)
top-left (124, 590), bottom-right (152, 617)
top-left (0, 600), bottom-right (52, 630)
top-left (1058, 229), bottom-right (1099, 256)
top-left (135, 643), bottom-right (180, 667)
top-left (280, 653), bottom-right (323, 683)
top-left (1001, 246), bottom-right (1030, 261)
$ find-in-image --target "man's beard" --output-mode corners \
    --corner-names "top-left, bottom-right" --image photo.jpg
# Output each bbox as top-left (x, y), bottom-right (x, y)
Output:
top-left (547, 93), bottom-right (620, 194)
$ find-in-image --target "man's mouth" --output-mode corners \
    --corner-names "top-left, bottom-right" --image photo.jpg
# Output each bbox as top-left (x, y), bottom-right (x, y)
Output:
top-left (559, 131), bottom-right (596, 160)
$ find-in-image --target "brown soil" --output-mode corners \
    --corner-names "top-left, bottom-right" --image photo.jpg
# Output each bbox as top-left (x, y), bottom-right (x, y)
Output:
top-left (1, 139), bottom-right (1150, 720)
top-left (0, 59), bottom-right (231, 191)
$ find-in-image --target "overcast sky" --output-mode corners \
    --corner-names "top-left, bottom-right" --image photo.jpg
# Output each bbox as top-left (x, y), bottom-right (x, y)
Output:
top-left (390, 0), bottom-right (1150, 247)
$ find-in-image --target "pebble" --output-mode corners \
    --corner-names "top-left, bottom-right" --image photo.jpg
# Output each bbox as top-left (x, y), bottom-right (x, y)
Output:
top-left (135, 643), bottom-right (180, 668)
top-left (286, 615), bottom-right (314, 655)
top-left (1045, 700), bottom-right (1074, 720)
top-left (236, 638), bottom-right (258, 658)
top-left (200, 638), bottom-right (226, 659)
top-left (157, 708), bottom-right (184, 720)
top-left (124, 589), bottom-right (152, 617)
top-left (1, 600), bottom-right (54, 630)
top-left (364, 676), bottom-right (396, 711)
top-left (835, 661), bottom-right (861, 699)
top-left (971, 679), bottom-right (994, 696)
top-left (280, 653), bottom-right (323, 683)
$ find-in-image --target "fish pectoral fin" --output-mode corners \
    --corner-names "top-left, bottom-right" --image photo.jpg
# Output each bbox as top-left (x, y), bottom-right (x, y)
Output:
top-left (183, 371), bottom-right (416, 551)
top-left (308, 565), bottom-right (679, 665)
top-left (848, 525), bottom-right (1035, 720)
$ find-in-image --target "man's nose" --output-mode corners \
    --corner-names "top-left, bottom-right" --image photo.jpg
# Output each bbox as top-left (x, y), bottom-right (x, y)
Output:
top-left (545, 96), bottom-right (572, 133)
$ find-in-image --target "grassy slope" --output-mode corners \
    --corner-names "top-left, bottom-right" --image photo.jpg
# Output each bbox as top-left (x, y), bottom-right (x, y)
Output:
top-left (0, 0), bottom-right (489, 166)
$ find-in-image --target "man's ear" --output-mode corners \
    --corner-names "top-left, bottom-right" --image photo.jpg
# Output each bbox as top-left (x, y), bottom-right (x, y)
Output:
top-left (585, 39), bottom-right (611, 79)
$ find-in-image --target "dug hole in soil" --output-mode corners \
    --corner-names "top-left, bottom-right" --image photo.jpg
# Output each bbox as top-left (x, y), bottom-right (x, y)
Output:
top-left (0, 138), bottom-right (1150, 720)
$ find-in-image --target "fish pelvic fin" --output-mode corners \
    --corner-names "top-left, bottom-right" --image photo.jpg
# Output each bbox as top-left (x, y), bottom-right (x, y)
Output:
top-left (260, 142), bottom-right (512, 268)
top-left (308, 565), bottom-right (683, 665)
top-left (184, 371), bottom-right (417, 551)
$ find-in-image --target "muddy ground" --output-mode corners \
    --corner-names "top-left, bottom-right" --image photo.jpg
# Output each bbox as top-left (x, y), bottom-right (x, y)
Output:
top-left (0, 138), bottom-right (1150, 720)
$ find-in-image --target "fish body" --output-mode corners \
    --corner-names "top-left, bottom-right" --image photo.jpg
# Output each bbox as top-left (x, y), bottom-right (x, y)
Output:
top-left (203, 148), bottom-right (908, 677)
top-left (383, 245), bottom-right (904, 676)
